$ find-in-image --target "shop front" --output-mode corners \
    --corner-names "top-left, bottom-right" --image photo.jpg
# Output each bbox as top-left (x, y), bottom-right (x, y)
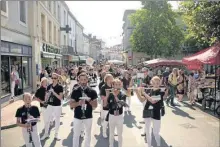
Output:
top-left (41, 43), bottom-right (62, 69)
top-left (79, 56), bottom-right (87, 64)
top-left (1, 41), bottom-right (32, 98)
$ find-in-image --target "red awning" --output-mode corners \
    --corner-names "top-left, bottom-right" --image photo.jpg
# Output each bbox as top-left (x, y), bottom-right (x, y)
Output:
top-left (182, 42), bottom-right (220, 65)
top-left (143, 58), bottom-right (184, 67)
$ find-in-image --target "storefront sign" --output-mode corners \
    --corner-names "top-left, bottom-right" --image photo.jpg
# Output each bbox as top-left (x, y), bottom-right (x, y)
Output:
top-left (42, 43), bottom-right (61, 54)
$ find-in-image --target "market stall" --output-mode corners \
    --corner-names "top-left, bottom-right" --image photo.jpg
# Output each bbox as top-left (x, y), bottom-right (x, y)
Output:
top-left (108, 60), bottom-right (125, 65)
top-left (182, 42), bottom-right (220, 115)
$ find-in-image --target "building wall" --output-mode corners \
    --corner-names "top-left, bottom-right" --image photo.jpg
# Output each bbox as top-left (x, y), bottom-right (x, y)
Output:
top-left (83, 34), bottom-right (90, 55)
top-left (76, 23), bottom-right (84, 53)
top-left (1, 1), bottom-right (31, 46)
top-left (68, 12), bottom-right (76, 49)
top-left (59, 1), bottom-right (68, 47)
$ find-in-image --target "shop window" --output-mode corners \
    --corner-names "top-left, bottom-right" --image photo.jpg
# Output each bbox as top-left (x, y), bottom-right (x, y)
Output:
top-left (22, 46), bottom-right (29, 54)
top-left (10, 56), bottom-right (23, 96)
top-left (22, 57), bottom-right (30, 88)
top-left (1, 56), bottom-right (10, 98)
top-left (1, 41), bottom-right (9, 52)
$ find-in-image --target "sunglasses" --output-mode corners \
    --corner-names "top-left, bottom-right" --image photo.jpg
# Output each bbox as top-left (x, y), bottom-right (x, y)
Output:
top-left (52, 77), bottom-right (57, 79)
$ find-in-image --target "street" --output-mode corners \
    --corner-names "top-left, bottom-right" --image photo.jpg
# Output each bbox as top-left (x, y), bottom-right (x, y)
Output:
top-left (1, 82), bottom-right (220, 147)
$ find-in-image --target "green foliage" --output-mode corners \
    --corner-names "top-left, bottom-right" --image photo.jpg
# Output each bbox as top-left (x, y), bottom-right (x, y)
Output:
top-left (180, 1), bottom-right (220, 51)
top-left (129, 1), bottom-right (184, 58)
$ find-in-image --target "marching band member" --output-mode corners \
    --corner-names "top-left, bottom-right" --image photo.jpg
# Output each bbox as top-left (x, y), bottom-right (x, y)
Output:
top-left (99, 71), bottom-right (107, 119)
top-left (122, 72), bottom-right (133, 112)
top-left (15, 93), bottom-right (42, 147)
top-left (70, 72), bottom-right (98, 147)
top-left (100, 74), bottom-right (114, 138)
top-left (107, 79), bottom-right (127, 147)
top-left (135, 76), bottom-right (165, 147)
top-left (34, 77), bottom-right (48, 126)
top-left (41, 73), bottom-right (64, 140)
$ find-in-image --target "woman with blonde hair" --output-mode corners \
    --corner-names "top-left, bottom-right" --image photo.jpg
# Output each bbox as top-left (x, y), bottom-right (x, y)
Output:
top-left (135, 76), bottom-right (165, 147)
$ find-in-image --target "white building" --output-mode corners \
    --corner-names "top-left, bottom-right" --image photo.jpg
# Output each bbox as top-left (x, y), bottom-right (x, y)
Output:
top-left (1, 1), bottom-right (33, 98)
top-left (83, 33), bottom-right (90, 56)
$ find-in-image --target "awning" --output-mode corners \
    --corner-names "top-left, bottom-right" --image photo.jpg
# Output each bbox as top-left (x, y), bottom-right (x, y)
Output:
top-left (41, 51), bottom-right (62, 59)
top-left (79, 56), bottom-right (87, 61)
top-left (143, 58), bottom-right (184, 67)
top-left (182, 42), bottom-right (220, 65)
top-left (69, 55), bottom-right (79, 62)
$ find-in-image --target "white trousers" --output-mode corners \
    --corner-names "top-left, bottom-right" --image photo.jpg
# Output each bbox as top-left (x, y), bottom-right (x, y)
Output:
top-left (44, 105), bottom-right (61, 135)
top-left (109, 114), bottom-right (124, 147)
top-left (11, 81), bottom-right (15, 97)
top-left (73, 118), bottom-right (92, 147)
top-left (41, 107), bottom-right (47, 126)
top-left (102, 110), bottom-right (109, 133)
top-left (144, 118), bottom-right (161, 147)
top-left (126, 97), bottom-right (131, 111)
top-left (100, 100), bottom-right (104, 119)
top-left (22, 125), bottom-right (42, 147)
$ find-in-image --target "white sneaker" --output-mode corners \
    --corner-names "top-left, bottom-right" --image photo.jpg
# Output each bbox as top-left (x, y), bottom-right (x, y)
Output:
top-left (54, 133), bottom-right (59, 139)
top-left (103, 132), bottom-right (107, 138)
top-left (41, 134), bottom-right (49, 140)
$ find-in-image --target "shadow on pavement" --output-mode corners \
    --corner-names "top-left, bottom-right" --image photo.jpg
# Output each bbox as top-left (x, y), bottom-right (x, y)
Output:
top-left (94, 126), bottom-right (111, 147)
top-left (181, 101), bottom-right (196, 110)
top-left (143, 129), bottom-right (171, 147)
top-left (97, 117), bottom-right (102, 126)
top-left (171, 106), bottom-right (195, 120)
top-left (62, 128), bottom-right (73, 146)
top-left (124, 111), bottom-right (141, 129)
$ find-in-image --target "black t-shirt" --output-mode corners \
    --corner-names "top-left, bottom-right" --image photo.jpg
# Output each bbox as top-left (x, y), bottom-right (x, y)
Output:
top-left (122, 77), bottom-right (130, 90)
top-left (162, 71), bottom-right (170, 85)
top-left (100, 84), bottom-right (112, 110)
top-left (71, 86), bottom-right (98, 119)
top-left (113, 72), bottom-right (121, 78)
top-left (15, 105), bottom-right (40, 126)
top-left (143, 89), bottom-right (164, 120)
top-left (98, 80), bottom-right (105, 91)
top-left (88, 73), bottom-right (97, 80)
top-left (35, 86), bottom-right (46, 107)
top-left (47, 84), bottom-right (63, 106)
top-left (144, 75), bottom-right (151, 86)
top-left (40, 73), bottom-right (45, 82)
top-left (107, 92), bottom-right (126, 115)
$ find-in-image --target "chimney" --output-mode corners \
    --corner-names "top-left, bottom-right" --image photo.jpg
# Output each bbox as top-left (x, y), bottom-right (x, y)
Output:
top-left (88, 34), bottom-right (92, 38)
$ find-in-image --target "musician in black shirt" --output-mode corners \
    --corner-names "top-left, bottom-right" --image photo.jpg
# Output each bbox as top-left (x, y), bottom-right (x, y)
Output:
top-left (100, 74), bottom-right (114, 138)
top-left (15, 93), bottom-right (42, 147)
top-left (41, 73), bottom-right (63, 140)
top-left (107, 79), bottom-right (126, 147)
top-left (70, 72), bottom-right (98, 147)
top-left (34, 77), bottom-right (48, 126)
top-left (135, 76), bottom-right (165, 147)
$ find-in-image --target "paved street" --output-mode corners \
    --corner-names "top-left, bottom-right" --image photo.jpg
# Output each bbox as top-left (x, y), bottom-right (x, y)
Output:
top-left (1, 82), bottom-right (220, 147)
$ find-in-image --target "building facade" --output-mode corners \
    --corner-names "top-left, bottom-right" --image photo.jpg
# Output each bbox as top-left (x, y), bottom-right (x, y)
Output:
top-left (122, 10), bottom-right (148, 65)
top-left (83, 33), bottom-right (90, 56)
top-left (76, 22), bottom-right (85, 63)
top-left (1, 1), bottom-right (33, 98)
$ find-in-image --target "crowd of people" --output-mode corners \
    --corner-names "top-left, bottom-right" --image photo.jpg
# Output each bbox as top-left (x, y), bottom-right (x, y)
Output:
top-left (14, 62), bottom-right (219, 147)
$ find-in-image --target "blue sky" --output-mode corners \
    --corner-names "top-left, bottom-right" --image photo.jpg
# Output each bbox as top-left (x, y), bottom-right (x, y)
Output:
top-left (66, 1), bottom-right (179, 47)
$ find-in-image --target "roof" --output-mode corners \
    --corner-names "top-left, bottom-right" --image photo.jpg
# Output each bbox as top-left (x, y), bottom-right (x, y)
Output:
top-left (123, 10), bottom-right (136, 21)
top-left (68, 10), bottom-right (77, 22)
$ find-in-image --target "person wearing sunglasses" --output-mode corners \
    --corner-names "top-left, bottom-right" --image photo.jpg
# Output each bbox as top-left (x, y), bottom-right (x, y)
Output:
top-left (41, 73), bottom-right (63, 140)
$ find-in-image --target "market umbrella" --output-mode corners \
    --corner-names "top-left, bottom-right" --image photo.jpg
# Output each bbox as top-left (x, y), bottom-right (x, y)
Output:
top-left (143, 58), bottom-right (184, 67)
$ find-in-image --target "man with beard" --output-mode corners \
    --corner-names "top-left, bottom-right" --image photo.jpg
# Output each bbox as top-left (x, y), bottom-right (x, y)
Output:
top-left (70, 73), bottom-right (98, 147)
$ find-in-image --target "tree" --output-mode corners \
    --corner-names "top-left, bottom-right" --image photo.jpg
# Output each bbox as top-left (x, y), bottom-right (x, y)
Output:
top-left (180, 1), bottom-right (220, 50)
top-left (129, 1), bottom-right (184, 58)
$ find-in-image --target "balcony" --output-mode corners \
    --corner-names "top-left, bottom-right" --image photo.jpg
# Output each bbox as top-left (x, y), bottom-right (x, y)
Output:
top-left (61, 46), bottom-right (77, 55)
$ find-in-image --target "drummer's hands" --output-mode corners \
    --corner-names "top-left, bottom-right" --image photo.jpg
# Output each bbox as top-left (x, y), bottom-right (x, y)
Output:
top-left (79, 100), bottom-right (85, 106)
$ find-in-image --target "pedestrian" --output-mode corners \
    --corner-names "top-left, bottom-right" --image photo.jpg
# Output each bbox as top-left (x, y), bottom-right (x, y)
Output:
top-left (135, 76), bottom-right (165, 147)
top-left (15, 93), bottom-right (42, 147)
top-left (107, 79), bottom-right (127, 147)
top-left (41, 73), bottom-right (64, 140)
top-left (33, 77), bottom-right (48, 125)
top-left (177, 70), bottom-right (185, 102)
top-left (100, 73), bottom-right (114, 138)
top-left (70, 72), bottom-right (98, 147)
top-left (166, 68), bottom-right (178, 106)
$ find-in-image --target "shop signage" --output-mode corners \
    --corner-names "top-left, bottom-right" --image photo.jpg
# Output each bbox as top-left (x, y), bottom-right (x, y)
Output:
top-left (42, 43), bottom-right (61, 54)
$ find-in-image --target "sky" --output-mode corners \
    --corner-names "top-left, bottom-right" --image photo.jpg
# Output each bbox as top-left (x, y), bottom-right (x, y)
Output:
top-left (66, 1), bottom-right (179, 47)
